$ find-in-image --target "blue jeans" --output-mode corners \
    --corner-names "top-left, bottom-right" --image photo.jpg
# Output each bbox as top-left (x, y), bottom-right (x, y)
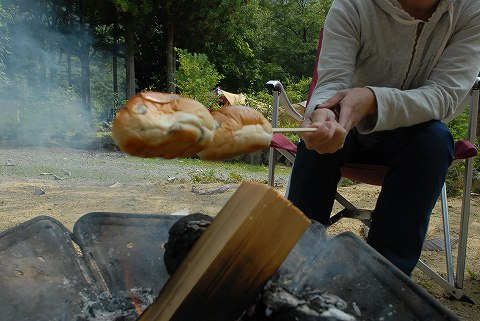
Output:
top-left (287, 120), bottom-right (454, 275)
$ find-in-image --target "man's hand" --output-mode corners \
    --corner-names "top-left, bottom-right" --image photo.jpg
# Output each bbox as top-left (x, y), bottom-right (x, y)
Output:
top-left (300, 108), bottom-right (347, 154)
top-left (316, 87), bottom-right (377, 132)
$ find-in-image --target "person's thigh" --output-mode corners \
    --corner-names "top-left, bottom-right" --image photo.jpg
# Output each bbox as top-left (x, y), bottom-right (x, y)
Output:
top-left (365, 120), bottom-right (455, 275)
top-left (354, 120), bottom-right (454, 167)
top-left (287, 131), bottom-right (361, 224)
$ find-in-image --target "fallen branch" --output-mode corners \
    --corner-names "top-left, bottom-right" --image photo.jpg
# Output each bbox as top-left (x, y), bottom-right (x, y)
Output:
top-left (40, 171), bottom-right (72, 180)
top-left (191, 184), bottom-right (239, 195)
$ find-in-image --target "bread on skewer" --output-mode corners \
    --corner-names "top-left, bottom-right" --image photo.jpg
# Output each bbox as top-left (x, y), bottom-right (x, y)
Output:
top-left (112, 92), bottom-right (216, 159)
top-left (198, 105), bottom-right (273, 160)
top-left (112, 92), bottom-right (292, 160)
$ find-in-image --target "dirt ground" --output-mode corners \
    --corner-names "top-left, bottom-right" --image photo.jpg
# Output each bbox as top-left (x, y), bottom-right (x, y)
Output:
top-left (1, 147), bottom-right (479, 320)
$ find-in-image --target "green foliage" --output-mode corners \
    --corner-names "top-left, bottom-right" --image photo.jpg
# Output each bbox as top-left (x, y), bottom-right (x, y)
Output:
top-left (89, 52), bottom-right (126, 122)
top-left (111, 0), bottom-right (153, 17)
top-left (448, 107), bottom-right (470, 141)
top-left (175, 48), bottom-right (224, 110)
top-left (284, 78), bottom-right (312, 105)
top-left (242, 0), bottom-right (332, 90)
top-left (445, 162), bottom-right (466, 197)
top-left (446, 106), bottom-right (480, 196)
top-left (0, 0), bottom-right (336, 136)
top-left (190, 169), bottom-right (219, 184)
top-left (227, 172), bottom-right (244, 183)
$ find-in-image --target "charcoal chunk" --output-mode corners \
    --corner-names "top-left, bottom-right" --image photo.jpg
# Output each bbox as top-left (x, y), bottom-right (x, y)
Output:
top-left (163, 213), bottom-right (213, 275)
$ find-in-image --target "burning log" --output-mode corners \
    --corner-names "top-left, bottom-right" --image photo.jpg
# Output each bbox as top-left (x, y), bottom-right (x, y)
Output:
top-left (139, 181), bottom-right (311, 321)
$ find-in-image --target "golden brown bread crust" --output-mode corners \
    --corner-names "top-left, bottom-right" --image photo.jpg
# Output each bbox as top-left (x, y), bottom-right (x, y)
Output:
top-left (197, 105), bottom-right (273, 160)
top-left (111, 92), bottom-right (215, 159)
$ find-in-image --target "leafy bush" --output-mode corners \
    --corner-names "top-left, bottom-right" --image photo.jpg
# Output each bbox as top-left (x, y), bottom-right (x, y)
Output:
top-left (446, 106), bottom-right (479, 196)
top-left (175, 48), bottom-right (224, 111)
top-left (448, 107), bottom-right (470, 141)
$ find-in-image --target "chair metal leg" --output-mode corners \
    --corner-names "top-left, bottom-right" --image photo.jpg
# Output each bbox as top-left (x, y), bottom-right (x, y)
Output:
top-left (416, 260), bottom-right (466, 300)
top-left (267, 86), bottom-right (281, 188)
top-left (268, 147), bottom-right (276, 187)
top-left (269, 148), bottom-right (295, 187)
top-left (456, 79), bottom-right (479, 289)
top-left (440, 183), bottom-right (455, 285)
top-left (456, 154), bottom-right (475, 288)
top-left (332, 192), bottom-right (373, 226)
top-left (414, 182), bottom-right (466, 300)
top-left (416, 82), bottom-right (478, 300)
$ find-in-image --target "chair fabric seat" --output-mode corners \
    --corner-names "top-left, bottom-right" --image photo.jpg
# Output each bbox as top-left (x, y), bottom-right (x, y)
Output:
top-left (271, 133), bottom-right (298, 154)
top-left (454, 140), bottom-right (478, 160)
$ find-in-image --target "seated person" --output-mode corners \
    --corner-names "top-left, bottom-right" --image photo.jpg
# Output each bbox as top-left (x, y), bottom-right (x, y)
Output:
top-left (288, 0), bottom-right (480, 275)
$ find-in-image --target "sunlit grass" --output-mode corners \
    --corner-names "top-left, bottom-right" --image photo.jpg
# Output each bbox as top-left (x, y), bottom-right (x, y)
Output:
top-left (129, 156), bottom-right (292, 176)
top-left (1, 150), bottom-right (292, 184)
top-left (3, 165), bottom-right (67, 178)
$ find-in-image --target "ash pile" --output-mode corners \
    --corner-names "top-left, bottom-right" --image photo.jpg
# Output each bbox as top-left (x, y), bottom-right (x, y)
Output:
top-left (75, 288), bottom-right (155, 321)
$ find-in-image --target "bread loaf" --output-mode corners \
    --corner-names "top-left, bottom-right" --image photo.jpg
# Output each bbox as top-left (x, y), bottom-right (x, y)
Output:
top-left (112, 92), bottom-right (216, 159)
top-left (197, 105), bottom-right (273, 160)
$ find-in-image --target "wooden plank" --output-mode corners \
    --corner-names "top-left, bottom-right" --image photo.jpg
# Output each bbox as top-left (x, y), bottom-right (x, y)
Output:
top-left (139, 181), bottom-right (310, 321)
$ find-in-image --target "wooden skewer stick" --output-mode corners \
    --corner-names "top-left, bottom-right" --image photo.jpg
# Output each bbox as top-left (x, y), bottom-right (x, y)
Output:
top-left (272, 127), bottom-right (317, 133)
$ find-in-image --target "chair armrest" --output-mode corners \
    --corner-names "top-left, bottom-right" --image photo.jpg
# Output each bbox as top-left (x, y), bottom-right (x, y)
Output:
top-left (266, 80), bottom-right (304, 122)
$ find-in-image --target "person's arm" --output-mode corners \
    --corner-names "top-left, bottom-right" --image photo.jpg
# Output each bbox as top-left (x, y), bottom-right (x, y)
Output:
top-left (307, 1), bottom-right (480, 135)
top-left (363, 9), bottom-right (480, 133)
top-left (305, 0), bottom-right (362, 116)
top-left (300, 0), bottom-right (365, 153)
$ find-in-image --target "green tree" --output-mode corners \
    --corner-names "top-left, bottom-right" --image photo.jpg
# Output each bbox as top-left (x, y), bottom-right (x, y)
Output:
top-left (175, 49), bottom-right (224, 110)
top-left (248, 0), bottom-right (332, 86)
top-left (80, 0), bottom-right (153, 99)
top-left (166, 0), bottom-right (257, 92)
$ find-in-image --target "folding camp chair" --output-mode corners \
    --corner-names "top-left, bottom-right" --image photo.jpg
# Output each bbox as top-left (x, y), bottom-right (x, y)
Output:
top-left (266, 29), bottom-right (479, 300)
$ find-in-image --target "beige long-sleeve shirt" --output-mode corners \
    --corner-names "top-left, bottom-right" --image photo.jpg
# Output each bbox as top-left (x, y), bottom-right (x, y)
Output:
top-left (307, 0), bottom-right (480, 134)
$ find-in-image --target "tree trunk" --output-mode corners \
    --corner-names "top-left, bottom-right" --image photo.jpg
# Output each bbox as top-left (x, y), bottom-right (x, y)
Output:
top-left (49, 51), bottom-right (61, 88)
top-left (124, 15), bottom-right (136, 99)
top-left (113, 54), bottom-right (118, 94)
top-left (67, 53), bottom-right (72, 87)
top-left (113, 12), bottom-right (119, 95)
top-left (39, 55), bottom-right (47, 88)
top-left (111, 13), bottom-right (119, 120)
top-left (79, 48), bottom-right (91, 113)
top-left (166, 22), bottom-right (175, 93)
top-left (165, 0), bottom-right (175, 93)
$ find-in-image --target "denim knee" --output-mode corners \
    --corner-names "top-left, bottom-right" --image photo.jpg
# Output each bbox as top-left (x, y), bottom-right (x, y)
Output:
top-left (409, 120), bottom-right (454, 163)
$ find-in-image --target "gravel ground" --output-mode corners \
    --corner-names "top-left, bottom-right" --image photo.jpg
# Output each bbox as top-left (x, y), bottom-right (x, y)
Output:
top-left (0, 147), bottom-right (291, 232)
top-left (0, 147), bottom-right (282, 184)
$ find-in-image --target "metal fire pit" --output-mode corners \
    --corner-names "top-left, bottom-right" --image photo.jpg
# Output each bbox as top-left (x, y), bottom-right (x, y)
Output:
top-left (0, 212), bottom-right (460, 321)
